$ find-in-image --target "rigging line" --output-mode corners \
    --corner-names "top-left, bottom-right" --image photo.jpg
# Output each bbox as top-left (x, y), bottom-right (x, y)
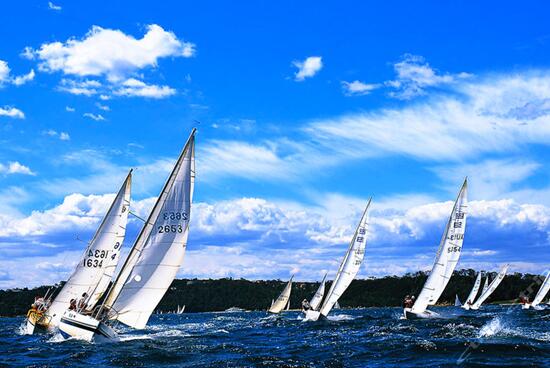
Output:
top-left (129, 211), bottom-right (147, 223)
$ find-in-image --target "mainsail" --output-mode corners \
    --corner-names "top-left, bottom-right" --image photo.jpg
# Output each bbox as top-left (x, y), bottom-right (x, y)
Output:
top-left (471, 264), bottom-right (509, 309)
top-left (411, 179), bottom-right (468, 314)
top-left (464, 272), bottom-right (482, 305)
top-left (309, 273), bottom-right (327, 311)
top-left (531, 271), bottom-right (550, 307)
top-left (46, 171), bottom-right (132, 326)
top-left (104, 129), bottom-right (196, 329)
top-left (268, 276), bottom-right (293, 313)
top-left (481, 276), bottom-right (489, 295)
top-left (318, 199), bottom-right (371, 317)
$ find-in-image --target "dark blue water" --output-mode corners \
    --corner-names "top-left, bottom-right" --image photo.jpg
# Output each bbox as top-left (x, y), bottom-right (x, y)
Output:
top-left (2, 306), bottom-right (550, 367)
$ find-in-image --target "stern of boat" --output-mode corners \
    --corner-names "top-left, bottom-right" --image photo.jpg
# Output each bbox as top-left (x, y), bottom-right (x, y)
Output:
top-left (302, 310), bottom-right (321, 322)
top-left (59, 310), bottom-right (117, 342)
top-left (404, 308), bottom-right (440, 319)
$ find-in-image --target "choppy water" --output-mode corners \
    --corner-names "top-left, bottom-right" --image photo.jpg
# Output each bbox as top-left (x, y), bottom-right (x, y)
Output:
top-left (2, 305), bottom-right (550, 367)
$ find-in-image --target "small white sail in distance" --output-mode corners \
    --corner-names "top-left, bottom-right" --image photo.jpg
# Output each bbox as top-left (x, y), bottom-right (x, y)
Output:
top-left (103, 129), bottom-right (196, 329)
top-left (268, 276), bottom-right (293, 313)
top-left (471, 264), bottom-right (509, 310)
top-left (454, 294), bottom-right (462, 307)
top-left (45, 171), bottom-right (132, 327)
top-left (304, 198), bottom-right (370, 321)
top-left (461, 272), bottom-right (482, 309)
top-left (309, 273), bottom-right (327, 311)
top-left (408, 178), bottom-right (468, 317)
top-left (529, 271), bottom-right (550, 308)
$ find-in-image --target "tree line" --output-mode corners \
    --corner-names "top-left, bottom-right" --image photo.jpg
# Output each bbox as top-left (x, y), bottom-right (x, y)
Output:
top-left (0, 269), bottom-right (543, 316)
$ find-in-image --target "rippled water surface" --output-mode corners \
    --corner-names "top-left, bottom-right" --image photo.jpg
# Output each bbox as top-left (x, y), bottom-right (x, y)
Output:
top-left (2, 305), bottom-right (550, 367)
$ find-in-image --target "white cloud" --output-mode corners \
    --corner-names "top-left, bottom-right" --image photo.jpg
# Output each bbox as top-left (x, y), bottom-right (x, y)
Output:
top-left (43, 129), bottom-right (70, 141)
top-left (31, 24), bottom-right (195, 80)
top-left (65, 106), bottom-right (75, 112)
top-left (0, 106), bottom-right (25, 119)
top-left (113, 78), bottom-right (176, 98)
top-left (83, 112), bottom-right (105, 121)
top-left (48, 1), bottom-right (62, 10)
top-left (0, 59), bottom-right (35, 86)
top-left (12, 69), bottom-right (35, 86)
top-left (341, 80), bottom-right (380, 96)
top-left (58, 78), bottom-right (100, 96)
top-left (95, 102), bottom-right (109, 111)
top-left (0, 161), bottom-right (35, 176)
top-left (293, 56), bottom-right (323, 81)
top-left (386, 54), bottom-right (471, 99)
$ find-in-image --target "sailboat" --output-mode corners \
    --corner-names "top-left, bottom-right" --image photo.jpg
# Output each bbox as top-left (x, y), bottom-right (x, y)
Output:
top-left (481, 275), bottom-right (489, 295)
top-left (303, 199), bottom-right (371, 322)
top-left (308, 273), bottom-right (327, 311)
top-left (461, 272), bottom-right (482, 310)
top-left (404, 179), bottom-right (468, 319)
top-left (58, 129), bottom-right (196, 341)
top-left (25, 171), bottom-right (132, 334)
top-left (334, 300), bottom-right (341, 309)
top-left (454, 295), bottom-right (462, 307)
top-left (470, 264), bottom-right (509, 310)
top-left (177, 305), bottom-right (186, 314)
top-left (268, 276), bottom-right (293, 314)
top-left (522, 271), bottom-right (550, 310)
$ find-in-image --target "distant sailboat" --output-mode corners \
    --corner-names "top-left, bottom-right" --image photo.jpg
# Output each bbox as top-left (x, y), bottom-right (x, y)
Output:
top-left (268, 276), bottom-right (293, 314)
top-left (461, 272), bottom-right (482, 310)
top-left (334, 300), bottom-right (341, 310)
top-left (304, 199), bottom-right (371, 322)
top-left (470, 264), bottom-right (509, 310)
top-left (404, 179), bottom-right (468, 319)
top-left (454, 295), bottom-right (462, 307)
top-left (522, 271), bottom-right (550, 310)
top-left (481, 275), bottom-right (489, 295)
top-left (177, 305), bottom-right (186, 314)
top-left (308, 273), bottom-right (327, 311)
top-left (58, 129), bottom-right (196, 341)
top-left (25, 171), bottom-right (132, 334)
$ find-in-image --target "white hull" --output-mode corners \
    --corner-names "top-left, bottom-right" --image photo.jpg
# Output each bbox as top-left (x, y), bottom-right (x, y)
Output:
top-left (302, 310), bottom-right (321, 322)
top-left (25, 318), bottom-right (36, 335)
top-left (461, 304), bottom-right (471, 310)
top-left (403, 308), bottom-right (441, 319)
top-left (522, 303), bottom-right (531, 310)
top-left (58, 310), bottom-right (118, 342)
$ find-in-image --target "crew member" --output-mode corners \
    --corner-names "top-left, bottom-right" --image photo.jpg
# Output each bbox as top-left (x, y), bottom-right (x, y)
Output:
top-left (301, 299), bottom-right (312, 311)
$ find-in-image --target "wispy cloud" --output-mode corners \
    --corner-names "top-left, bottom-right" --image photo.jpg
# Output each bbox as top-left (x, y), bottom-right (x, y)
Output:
top-left (293, 56), bottom-right (323, 81)
top-left (341, 80), bottom-right (380, 96)
top-left (43, 129), bottom-right (70, 141)
top-left (83, 112), bottom-right (105, 121)
top-left (0, 59), bottom-right (35, 87)
top-left (48, 1), bottom-right (62, 11)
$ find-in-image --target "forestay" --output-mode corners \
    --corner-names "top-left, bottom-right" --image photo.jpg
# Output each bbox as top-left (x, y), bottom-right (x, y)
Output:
top-left (318, 199), bottom-right (371, 317)
top-left (106, 130), bottom-right (196, 329)
top-left (532, 271), bottom-right (550, 307)
top-left (309, 273), bottom-right (327, 311)
top-left (268, 276), bottom-right (293, 313)
top-left (46, 171), bottom-right (132, 326)
top-left (471, 264), bottom-right (509, 309)
top-left (411, 179), bottom-right (468, 314)
top-left (465, 272), bottom-right (482, 304)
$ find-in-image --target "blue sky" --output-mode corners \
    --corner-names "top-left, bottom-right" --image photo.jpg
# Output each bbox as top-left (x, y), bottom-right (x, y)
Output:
top-left (1, 1), bottom-right (550, 288)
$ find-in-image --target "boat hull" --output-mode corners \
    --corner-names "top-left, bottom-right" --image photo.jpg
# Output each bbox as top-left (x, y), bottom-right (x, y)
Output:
top-left (522, 304), bottom-right (531, 310)
top-left (403, 308), bottom-right (441, 319)
top-left (25, 309), bottom-right (51, 334)
top-left (58, 310), bottom-right (118, 342)
top-left (303, 310), bottom-right (321, 322)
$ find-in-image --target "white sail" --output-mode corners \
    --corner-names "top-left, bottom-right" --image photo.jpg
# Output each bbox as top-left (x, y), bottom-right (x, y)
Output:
top-left (471, 264), bottom-right (509, 309)
top-left (410, 179), bottom-right (468, 314)
top-left (454, 294), bottom-right (462, 307)
top-left (177, 305), bottom-right (185, 314)
top-left (309, 273), bottom-right (327, 311)
top-left (46, 171), bottom-right (132, 326)
top-left (481, 275), bottom-right (489, 295)
top-left (105, 130), bottom-right (196, 329)
top-left (334, 300), bottom-right (341, 309)
top-left (268, 276), bottom-right (293, 313)
top-left (532, 271), bottom-right (550, 307)
top-left (464, 272), bottom-right (482, 305)
top-left (318, 199), bottom-right (371, 317)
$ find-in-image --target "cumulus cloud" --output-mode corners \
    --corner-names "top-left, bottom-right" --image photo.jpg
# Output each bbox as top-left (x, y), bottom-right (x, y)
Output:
top-left (1, 191), bottom-right (549, 287)
top-left (0, 161), bottom-right (35, 176)
top-left (0, 59), bottom-right (35, 86)
top-left (65, 106), bottom-right (75, 112)
top-left (341, 80), bottom-right (380, 96)
top-left (58, 78), bottom-right (101, 96)
top-left (0, 106), bottom-right (25, 119)
top-left (293, 56), bottom-right (323, 81)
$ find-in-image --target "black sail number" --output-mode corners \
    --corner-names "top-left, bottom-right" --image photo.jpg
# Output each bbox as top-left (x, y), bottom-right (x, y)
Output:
top-left (158, 224), bottom-right (184, 233)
